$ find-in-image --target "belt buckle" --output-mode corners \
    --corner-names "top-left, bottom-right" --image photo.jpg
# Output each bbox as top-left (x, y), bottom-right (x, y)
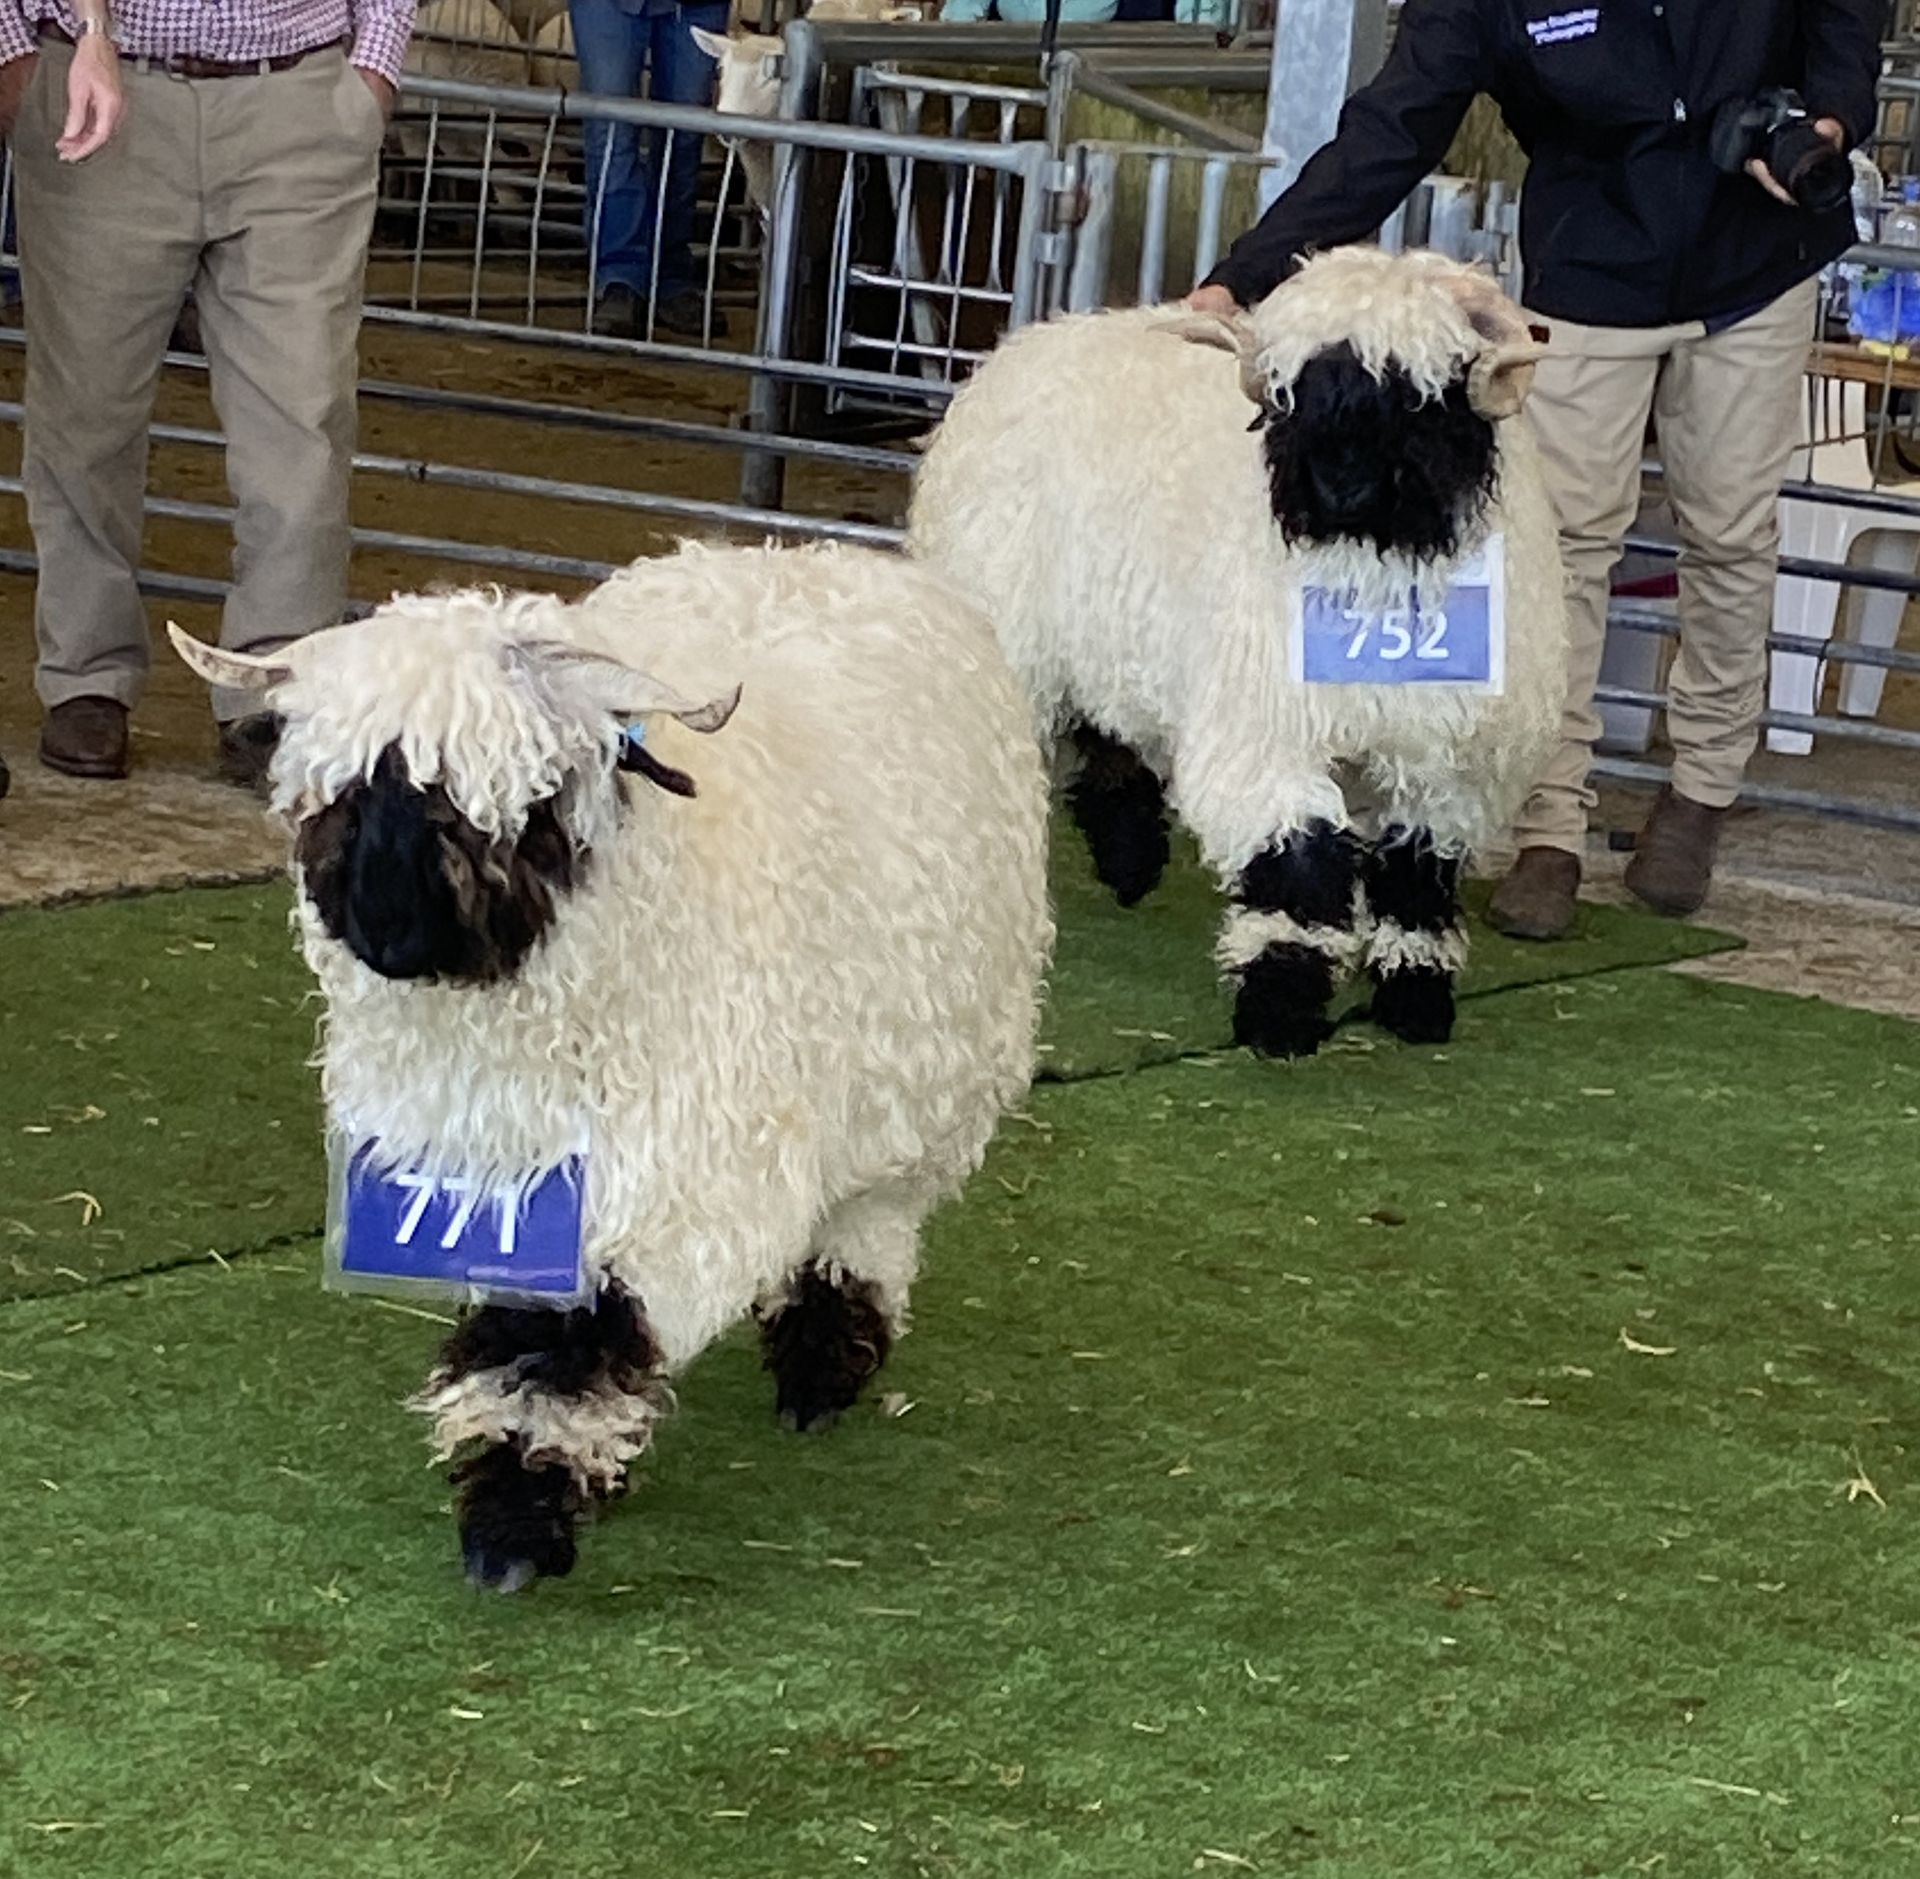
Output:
top-left (157, 50), bottom-right (198, 78)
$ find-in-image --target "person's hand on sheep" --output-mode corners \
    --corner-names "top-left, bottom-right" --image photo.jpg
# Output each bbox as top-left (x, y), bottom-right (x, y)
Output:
top-left (1186, 283), bottom-right (1240, 317)
top-left (57, 27), bottom-right (124, 163)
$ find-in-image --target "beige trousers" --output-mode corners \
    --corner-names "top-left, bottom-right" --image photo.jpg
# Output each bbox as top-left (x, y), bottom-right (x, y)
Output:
top-left (1513, 279), bottom-right (1818, 853)
top-left (15, 42), bottom-right (382, 723)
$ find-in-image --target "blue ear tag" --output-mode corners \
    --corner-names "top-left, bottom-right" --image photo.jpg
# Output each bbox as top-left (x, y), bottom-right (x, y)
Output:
top-left (324, 1135), bottom-right (591, 1310)
top-left (620, 721), bottom-right (647, 753)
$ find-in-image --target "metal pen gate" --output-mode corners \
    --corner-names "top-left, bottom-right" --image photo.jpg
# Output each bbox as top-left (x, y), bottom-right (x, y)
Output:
top-left (0, 15), bottom-right (1914, 850)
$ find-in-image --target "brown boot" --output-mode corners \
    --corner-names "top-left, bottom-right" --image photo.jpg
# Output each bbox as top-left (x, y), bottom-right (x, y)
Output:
top-left (1487, 846), bottom-right (1581, 941)
top-left (1623, 786), bottom-right (1725, 917)
top-left (39, 697), bottom-right (130, 780)
top-left (216, 713), bottom-right (283, 794)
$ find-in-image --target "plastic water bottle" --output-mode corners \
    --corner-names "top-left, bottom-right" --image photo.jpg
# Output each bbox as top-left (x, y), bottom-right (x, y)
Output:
top-left (1852, 174), bottom-right (1920, 351)
top-left (1832, 154), bottom-right (1884, 330)
top-left (1884, 177), bottom-right (1920, 345)
top-left (1852, 151), bottom-right (1886, 242)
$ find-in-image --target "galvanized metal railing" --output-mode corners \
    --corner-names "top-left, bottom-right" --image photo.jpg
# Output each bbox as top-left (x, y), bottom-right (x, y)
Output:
top-left (0, 25), bottom-right (1914, 852)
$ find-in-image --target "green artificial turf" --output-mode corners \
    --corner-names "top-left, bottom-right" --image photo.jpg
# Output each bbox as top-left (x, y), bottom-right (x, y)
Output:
top-left (1041, 822), bottom-right (1742, 1078)
top-left (0, 831), bottom-right (1738, 1300)
top-left (4, 971), bottom-right (1918, 1877)
top-left (0, 885), bottom-right (321, 1301)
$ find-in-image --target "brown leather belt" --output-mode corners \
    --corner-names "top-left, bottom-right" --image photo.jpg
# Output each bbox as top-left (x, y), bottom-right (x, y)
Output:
top-left (41, 25), bottom-right (350, 78)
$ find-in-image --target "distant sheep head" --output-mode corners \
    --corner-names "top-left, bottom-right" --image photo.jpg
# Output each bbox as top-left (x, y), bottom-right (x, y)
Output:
top-left (168, 601), bottom-right (738, 986)
top-left (693, 8), bottom-right (925, 212)
top-left (1166, 248), bottom-right (1548, 564)
top-left (691, 26), bottom-right (784, 119)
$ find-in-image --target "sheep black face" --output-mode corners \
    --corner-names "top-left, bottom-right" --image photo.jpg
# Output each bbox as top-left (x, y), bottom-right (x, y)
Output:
top-left (162, 610), bottom-right (744, 990)
top-left (295, 747), bottom-right (582, 986)
top-left (1261, 344), bottom-right (1498, 562)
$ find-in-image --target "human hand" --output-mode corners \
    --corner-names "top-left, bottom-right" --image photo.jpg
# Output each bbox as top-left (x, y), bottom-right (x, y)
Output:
top-left (57, 33), bottom-right (122, 162)
top-left (1748, 116), bottom-right (1845, 207)
top-left (357, 67), bottom-right (396, 120)
top-left (0, 51), bottom-right (38, 141)
top-left (1187, 282), bottom-right (1240, 316)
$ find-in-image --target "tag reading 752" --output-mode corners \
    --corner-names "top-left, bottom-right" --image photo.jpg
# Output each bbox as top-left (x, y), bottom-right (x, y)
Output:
top-left (1292, 534), bottom-right (1507, 693)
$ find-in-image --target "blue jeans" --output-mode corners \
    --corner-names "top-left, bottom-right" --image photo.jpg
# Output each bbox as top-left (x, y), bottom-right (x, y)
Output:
top-left (570, 0), bottom-right (729, 300)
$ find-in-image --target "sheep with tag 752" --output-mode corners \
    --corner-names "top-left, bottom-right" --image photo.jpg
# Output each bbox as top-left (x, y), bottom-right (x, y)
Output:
top-left (910, 245), bottom-right (1568, 1059)
top-left (169, 538), bottom-right (1052, 1592)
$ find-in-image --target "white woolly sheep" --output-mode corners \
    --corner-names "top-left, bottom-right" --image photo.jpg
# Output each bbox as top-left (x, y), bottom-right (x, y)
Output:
top-left (693, 4), bottom-right (929, 215)
top-left (910, 245), bottom-right (1568, 1058)
top-left (169, 539), bottom-right (1052, 1591)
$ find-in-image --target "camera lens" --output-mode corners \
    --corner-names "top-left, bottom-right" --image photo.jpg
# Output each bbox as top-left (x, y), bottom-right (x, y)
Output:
top-left (1769, 120), bottom-right (1851, 214)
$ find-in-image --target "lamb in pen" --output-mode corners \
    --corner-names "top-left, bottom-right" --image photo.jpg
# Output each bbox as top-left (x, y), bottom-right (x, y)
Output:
top-left (693, 2), bottom-right (929, 215)
top-left (910, 245), bottom-right (1568, 1059)
top-left (170, 539), bottom-right (1053, 1591)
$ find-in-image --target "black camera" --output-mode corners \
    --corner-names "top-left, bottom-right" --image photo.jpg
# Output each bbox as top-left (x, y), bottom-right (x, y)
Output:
top-left (1708, 88), bottom-right (1851, 214)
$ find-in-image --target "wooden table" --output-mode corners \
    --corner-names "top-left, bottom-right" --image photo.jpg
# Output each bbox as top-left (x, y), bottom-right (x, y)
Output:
top-left (1811, 338), bottom-right (1920, 393)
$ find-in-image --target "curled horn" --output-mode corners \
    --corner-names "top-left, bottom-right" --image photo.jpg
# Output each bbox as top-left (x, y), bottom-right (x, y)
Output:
top-left (1437, 268), bottom-right (1549, 419)
top-left (515, 639), bottom-right (742, 733)
top-left (1155, 311), bottom-right (1269, 409)
top-left (166, 621), bottom-right (298, 693)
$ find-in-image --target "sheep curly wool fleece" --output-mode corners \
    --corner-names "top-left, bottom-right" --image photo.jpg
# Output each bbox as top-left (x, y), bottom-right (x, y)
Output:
top-left (201, 542), bottom-right (1054, 1485)
top-left (908, 246), bottom-right (1568, 872)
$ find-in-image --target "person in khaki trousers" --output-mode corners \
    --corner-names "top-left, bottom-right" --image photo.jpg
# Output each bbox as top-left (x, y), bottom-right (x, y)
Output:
top-left (1191, 0), bottom-right (1885, 934)
top-left (0, 0), bottom-right (413, 790)
top-left (1508, 281), bottom-right (1822, 919)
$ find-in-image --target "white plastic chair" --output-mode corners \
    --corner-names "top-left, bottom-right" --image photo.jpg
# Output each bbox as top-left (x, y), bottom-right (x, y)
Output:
top-left (1769, 374), bottom-right (1920, 755)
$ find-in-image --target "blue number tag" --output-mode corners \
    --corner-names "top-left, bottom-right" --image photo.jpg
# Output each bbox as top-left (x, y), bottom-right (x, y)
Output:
top-left (1292, 535), bottom-right (1506, 692)
top-left (324, 1139), bottom-right (589, 1309)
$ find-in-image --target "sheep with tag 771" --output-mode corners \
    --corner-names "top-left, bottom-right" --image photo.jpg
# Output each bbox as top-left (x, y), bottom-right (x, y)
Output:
top-left (168, 538), bottom-right (1052, 1592)
top-left (909, 245), bottom-right (1569, 1059)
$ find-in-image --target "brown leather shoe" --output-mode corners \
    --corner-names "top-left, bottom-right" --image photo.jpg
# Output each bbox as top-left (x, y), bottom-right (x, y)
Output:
top-left (39, 697), bottom-right (130, 779)
top-left (1486, 846), bottom-right (1581, 941)
top-left (1623, 785), bottom-right (1725, 917)
top-left (216, 712), bottom-right (283, 793)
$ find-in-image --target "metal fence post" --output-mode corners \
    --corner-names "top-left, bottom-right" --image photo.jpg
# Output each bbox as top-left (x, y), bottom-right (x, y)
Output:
top-left (742, 20), bottom-right (823, 513)
top-left (1257, 0), bottom-right (1389, 211)
top-left (1064, 146), bottom-right (1119, 312)
top-left (1009, 142), bottom-right (1056, 330)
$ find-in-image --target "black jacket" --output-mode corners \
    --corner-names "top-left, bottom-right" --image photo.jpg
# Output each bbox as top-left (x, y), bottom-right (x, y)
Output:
top-left (1205, 0), bottom-right (1888, 327)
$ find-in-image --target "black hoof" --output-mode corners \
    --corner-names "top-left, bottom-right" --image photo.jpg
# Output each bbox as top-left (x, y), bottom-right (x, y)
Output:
top-left (762, 1265), bottom-right (891, 1435)
top-left (1371, 967), bottom-right (1456, 1044)
top-left (1233, 996), bottom-right (1335, 1059)
top-left (454, 1442), bottom-right (581, 1590)
top-left (778, 1404), bottom-right (843, 1437)
top-left (1082, 811), bottom-right (1170, 908)
top-left (1232, 944), bottom-right (1338, 1059)
top-left (1067, 726), bottom-right (1169, 907)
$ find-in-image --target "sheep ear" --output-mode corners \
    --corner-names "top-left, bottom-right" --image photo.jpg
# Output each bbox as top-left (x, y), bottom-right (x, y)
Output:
top-left (689, 24), bottom-right (731, 61)
top-left (1466, 337), bottom-right (1548, 419)
top-left (517, 640), bottom-right (742, 733)
top-left (166, 621), bottom-right (296, 693)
